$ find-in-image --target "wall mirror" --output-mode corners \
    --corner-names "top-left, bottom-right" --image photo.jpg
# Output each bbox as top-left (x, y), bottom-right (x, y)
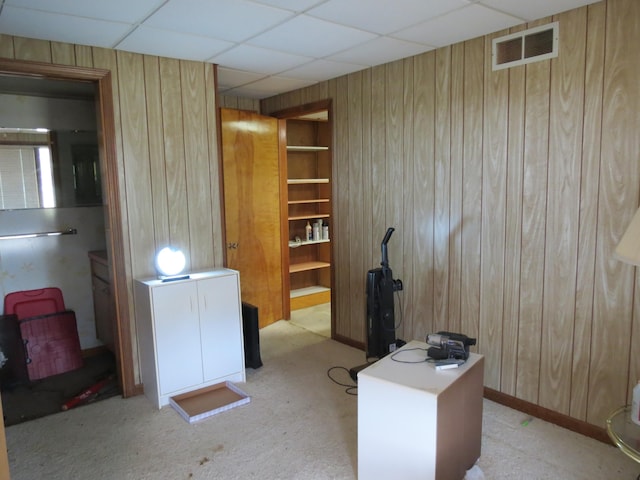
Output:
top-left (0, 74), bottom-right (101, 209)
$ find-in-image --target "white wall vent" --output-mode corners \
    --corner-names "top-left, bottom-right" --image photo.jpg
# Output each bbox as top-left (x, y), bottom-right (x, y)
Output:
top-left (492, 22), bottom-right (559, 71)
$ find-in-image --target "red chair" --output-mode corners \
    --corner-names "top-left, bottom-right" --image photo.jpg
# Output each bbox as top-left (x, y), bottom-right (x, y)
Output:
top-left (4, 288), bottom-right (83, 380)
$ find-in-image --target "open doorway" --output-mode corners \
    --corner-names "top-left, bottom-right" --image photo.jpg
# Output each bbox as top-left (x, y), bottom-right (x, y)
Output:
top-left (0, 59), bottom-right (136, 423)
top-left (0, 75), bottom-right (120, 424)
top-left (272, 101), bottom-right (334, 340)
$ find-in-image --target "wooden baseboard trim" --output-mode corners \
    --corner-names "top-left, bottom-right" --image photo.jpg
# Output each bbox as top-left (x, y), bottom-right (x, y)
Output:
top-left (129, 383), bottom-right (144, 398)
top-left (332, 333), bottom-right (363, 351)
top-left (483, 387), bottom-right (612, 445)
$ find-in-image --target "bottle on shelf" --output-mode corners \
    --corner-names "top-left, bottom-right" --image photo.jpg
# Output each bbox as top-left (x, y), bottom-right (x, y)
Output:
top-left (322, 222), bottom-right (329, 240)
top-left (313, 222), bottom-right (320, 241)
top-left (305, 221), bottom-right (312, 241)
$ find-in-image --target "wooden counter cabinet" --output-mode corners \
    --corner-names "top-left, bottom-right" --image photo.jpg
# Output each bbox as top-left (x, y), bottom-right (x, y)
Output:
top-left (134, 269), bottom-right (245, 408)
top-left (88, 250), bottom-right (115, 352)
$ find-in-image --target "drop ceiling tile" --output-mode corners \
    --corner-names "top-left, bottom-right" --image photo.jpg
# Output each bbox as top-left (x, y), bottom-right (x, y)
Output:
top-left (249, 75), bottom-right (317, 92)
top-left (248, 14), bottom-right (378, 58)
top-left (217, 68), bottom-right (266, 89)
top-left (117, 26), bottom-right (234, 61)
top-left (144, 0), bottom-right (294, 43)
top-left (479, 0), bottom-right (600, 21)
top-left (210, 44), bottom-right (312, 75)
top-left (394, 4), bottom-right (522, 47)
top-left (281, 59), bottom-right (366, 81)
top-left (250, 0), bottom-right (326, 12)
top-left (328, 37), bottom-right (435, 67)
top-left (308, 0), bottom-right (468, 35)
top-left (0, 6), bottom-right (132, 48)
top-left (4, 0), bottom-right (165, 23)
top-left (223, 75), bottom-right (317, 99)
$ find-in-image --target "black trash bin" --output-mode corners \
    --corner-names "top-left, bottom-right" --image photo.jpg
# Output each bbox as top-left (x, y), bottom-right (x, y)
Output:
top-left (241, 302), bottom-right (263, 369)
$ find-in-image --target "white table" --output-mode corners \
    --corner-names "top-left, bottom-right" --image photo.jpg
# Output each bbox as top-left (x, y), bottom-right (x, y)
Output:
top-left (358, 340), bottom-right (484, 480)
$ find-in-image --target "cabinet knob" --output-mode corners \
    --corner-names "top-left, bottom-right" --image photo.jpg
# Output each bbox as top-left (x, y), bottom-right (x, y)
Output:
top-left (227, 242), bottom-right (239, 250)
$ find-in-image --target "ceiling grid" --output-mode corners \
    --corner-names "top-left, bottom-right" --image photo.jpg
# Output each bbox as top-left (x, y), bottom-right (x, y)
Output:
top-left (0, 0), bottom-right (601, 98)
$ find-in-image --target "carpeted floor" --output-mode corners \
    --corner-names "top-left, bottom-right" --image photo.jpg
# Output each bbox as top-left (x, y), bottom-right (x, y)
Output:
top-left (4, 317), bottom-right (638, 479)
top-left (290, 303), bottom-right (331, 338)
top-left (1, 351), bottom-right (118, 426)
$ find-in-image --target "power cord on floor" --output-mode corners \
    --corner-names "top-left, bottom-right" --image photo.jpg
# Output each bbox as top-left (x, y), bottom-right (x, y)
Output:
top-left (327, 349), bottom-right (429, 397)
top-left (389, 347), bottom-right (429, 363)
top-left (326, 366), bottom-right (358, 395)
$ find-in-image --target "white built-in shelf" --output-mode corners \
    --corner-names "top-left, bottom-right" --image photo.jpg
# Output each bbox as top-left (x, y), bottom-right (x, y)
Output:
top-left (289, 239), bottom-right (330, 248)
top-left (290, 285), bottom-right (330, 298)
top-left (289, 261), bottom-right (330, 274)
top-left (288, 213), bottom-right (330, 221)
top-left (287, 145), bottom-right (329, 152)
top-left (288, 178), bottom-right (329, 184)
top-left (288, 198), bottom-right (330, 205)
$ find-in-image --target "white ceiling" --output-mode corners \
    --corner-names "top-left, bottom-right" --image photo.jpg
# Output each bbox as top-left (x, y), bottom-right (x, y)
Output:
top-left (0, 0), bottom-right (600, 99)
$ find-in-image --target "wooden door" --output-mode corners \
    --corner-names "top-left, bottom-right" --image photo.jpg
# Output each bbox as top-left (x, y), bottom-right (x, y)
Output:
top-left (220, 108), bottom-right (285, 328)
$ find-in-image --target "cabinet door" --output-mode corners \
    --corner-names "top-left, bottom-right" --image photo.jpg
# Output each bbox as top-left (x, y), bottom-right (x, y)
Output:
top-left (152, 281), bottom-right (203, 394)
top-left (92, 275), bottom-right (114, 351)
top-left (197, 274), bottom-right (243, 382)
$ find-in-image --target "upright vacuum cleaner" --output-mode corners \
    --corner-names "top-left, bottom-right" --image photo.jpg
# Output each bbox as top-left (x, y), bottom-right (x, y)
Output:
top-left (349, 227), bottom-right (403, 382)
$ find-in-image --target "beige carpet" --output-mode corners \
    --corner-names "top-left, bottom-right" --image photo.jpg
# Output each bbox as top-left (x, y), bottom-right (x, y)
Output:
top-left (4, 319), bottom-right (638, 479)
top-left (290, 303), bottom-right (331, 338)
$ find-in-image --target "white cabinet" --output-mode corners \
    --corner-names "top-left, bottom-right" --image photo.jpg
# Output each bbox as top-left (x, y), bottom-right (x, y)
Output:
top-left (135, 269), bottom-right (245, 408)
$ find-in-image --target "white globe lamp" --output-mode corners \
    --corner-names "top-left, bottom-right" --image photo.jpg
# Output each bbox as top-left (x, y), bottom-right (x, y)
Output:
top-left (155, 246), bottom-right (188, 281)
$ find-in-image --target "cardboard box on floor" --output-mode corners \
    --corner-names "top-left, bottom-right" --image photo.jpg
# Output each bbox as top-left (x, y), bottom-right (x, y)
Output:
top-left (170, 382), bottom-right (250, 424)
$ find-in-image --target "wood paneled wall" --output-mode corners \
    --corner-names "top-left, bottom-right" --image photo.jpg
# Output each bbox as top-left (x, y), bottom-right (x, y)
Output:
top-left (262, 0), bottom-right (640, 428)
top-left (0, 35), bottom-right (225, 385)
top-left (219, 94), bottom-right (260, 112)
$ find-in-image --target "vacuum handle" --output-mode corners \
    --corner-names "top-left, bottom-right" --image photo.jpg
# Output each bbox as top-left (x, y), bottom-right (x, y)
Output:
top-left (382, 227), bottom-right (394, 245)
top-left (381, 227), bottom-right (394, 268)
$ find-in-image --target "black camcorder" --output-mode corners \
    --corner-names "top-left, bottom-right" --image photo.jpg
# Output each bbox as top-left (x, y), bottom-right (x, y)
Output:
top-left (426, 331), bottom-right (476, 361)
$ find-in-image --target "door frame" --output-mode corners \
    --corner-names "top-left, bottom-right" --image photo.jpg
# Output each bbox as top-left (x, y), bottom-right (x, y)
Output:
top-left (0, 58), bottom-right (136, 397)
top-left (270, 99), bottom-right (335, 330)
